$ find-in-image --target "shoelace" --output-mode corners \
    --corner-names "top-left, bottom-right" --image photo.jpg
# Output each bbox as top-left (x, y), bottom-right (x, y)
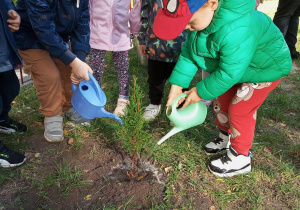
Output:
top-left (220, 154), bottom-right (232, 164)
top-left (212, 137), bottom-right (224, 145)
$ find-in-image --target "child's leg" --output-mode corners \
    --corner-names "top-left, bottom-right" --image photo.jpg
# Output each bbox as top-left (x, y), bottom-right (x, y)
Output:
top-left (228, 79), bottom-right (282, 156)
top-left (0, 70), bottom-right (20, 121)
top-left (147, 59), bottom-right (175, 105)
top-left (52, 57), bottom-right (72, 112)
top-left (214, 84), bottom-right (240, 132)
top-left (18, 49), bottom-right (64, 118)
top-left (112, 51), bottom-right (130, 99)
top-left (89, 48), bottom-right (106, 85)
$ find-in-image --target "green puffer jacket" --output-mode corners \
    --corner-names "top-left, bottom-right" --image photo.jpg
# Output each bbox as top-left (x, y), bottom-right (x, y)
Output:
top-left (168, 0), bottom-right (292, 100)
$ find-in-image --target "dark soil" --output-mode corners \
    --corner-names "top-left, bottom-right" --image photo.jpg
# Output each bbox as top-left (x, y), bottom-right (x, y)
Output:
top-left (0, 129), bottom-right (169, 209)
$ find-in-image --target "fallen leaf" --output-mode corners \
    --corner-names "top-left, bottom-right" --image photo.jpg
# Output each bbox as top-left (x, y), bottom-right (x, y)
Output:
top-left (227, 190), bottom-right (231, 194)
top-left (35, 153), bottom-right (40, 158)
top-left (34, 121), bottom-right (43, 126)
top-left (137, 176), bottom-right (144, 181)
top-left (188, 143), bottom-right (190, 149)
top-left (164, 166), bottom-right (173, 173)
top-left (178, 162), bottom-right (183, 170)
top-left (280, 123), bottom-right (286, 127)
top-left (216, 178), bottom-right (225, 182)
top-left (83, 132), bottom-right (90, 137)
top-left (210, 206), bottom-right (215, 210)
top-left (68, 138), bottom-right (74, 145)
top-left (84, 194), bottom-right (92, 200)
top-left (63, 130), bottom-right (68, 136)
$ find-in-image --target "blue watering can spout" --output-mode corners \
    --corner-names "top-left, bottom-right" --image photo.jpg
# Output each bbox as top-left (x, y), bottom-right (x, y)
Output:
top-left (71, 73), bottom-right (123, 125)
top-left (100, 108), bottom-right (123, 125)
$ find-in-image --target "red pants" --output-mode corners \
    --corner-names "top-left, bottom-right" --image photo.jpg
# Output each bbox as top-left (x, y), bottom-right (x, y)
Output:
top-left (214, 79), bottom-right (281, 156)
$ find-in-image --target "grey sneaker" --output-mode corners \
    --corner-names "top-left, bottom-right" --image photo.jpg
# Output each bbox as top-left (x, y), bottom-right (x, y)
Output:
top-left (143, 104), bottom-right (161, 121)
top-left (44, 115), bottom-right (64, 142)
top-left (65, 107), bottom-right (91, 126)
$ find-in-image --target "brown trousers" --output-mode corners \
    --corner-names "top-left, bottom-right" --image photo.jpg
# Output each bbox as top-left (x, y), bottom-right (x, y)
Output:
top-left (18, 49), bottom-right (73, 118)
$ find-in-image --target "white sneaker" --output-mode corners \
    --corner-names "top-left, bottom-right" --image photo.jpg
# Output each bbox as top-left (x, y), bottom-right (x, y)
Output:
top-left (65, 107), bottom-right (91, 126)
top-left (208, 146), bottom-right (252, 177)
top-left (204, 132), bottom-right (230, 154)
top-left (143, 104), bottom-right (161, 121)
top-left (113, 98), bottom-right (130, 116)
top-left (44, 115), bottom-right (64, 142)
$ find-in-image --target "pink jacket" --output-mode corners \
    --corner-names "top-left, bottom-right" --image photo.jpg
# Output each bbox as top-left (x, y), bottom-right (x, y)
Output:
top-left (89, 0), bottom-right (141, 51)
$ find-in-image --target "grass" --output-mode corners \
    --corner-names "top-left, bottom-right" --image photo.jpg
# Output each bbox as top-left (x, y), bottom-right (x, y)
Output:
top-left (1, 1), bottom-right (300, 208)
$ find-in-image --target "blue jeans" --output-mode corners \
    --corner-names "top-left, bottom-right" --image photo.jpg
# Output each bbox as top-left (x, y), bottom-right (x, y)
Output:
top-left (0, 69), bottom-right (20, 120)
top-left (273, 0), bottom-right (300, 52)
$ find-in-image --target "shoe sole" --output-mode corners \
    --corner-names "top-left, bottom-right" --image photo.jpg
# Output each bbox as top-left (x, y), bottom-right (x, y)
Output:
top-left (205, 148), bottom-right (229, 155)
top-left (0, 158), bottom-right (26, 168)
top-left (0, 127), bottom-right (26, 134)
top-left (44, 132), bottom-right (64, 143)
top-left (208, 165), bottom-right (251, 177)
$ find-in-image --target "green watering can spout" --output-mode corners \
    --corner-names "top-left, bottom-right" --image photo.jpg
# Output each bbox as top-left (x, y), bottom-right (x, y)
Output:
top-left (157, 93), bottom-right (207, 145)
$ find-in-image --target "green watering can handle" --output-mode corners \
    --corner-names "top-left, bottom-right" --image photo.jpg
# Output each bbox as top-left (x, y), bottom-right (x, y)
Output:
top-left (171, 93), bottom-right (188, 114)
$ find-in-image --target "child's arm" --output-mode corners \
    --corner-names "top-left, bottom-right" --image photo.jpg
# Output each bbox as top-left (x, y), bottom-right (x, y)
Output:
top-left (129, 0), bottom-right (142, 36)
top-left (70, 0), bottom-right (90, 63)
top-left (23, 0), bottom-right (91, 84)
top-left (137, 0), bottom-right (148, 46)
top-left (196, 28), bottom-right (257, 101)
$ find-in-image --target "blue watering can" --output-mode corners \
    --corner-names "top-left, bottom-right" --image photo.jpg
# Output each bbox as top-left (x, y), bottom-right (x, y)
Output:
top-left (71, 73), bottom-right (123, 125)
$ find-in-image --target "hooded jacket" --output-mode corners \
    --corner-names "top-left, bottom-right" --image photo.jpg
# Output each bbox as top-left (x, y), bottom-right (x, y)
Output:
top-left (169, 0), bottom-right (292, 100)
top-left (89, 0), bottom-right (142, 51)
top-left (137, 0), bottom-right (186, 63)
top-left (15, 0), bottom-right (90, 66)
top-left (0, 0), bottom-right (22, 73)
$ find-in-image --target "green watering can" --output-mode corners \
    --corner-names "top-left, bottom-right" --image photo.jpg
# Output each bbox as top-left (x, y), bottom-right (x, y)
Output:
top-left (157, 93), bottom-right (207, 145)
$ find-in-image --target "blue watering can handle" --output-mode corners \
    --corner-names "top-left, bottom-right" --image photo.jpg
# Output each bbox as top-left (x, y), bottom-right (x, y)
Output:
top-left (71, 73), bottom-right (101, 98)
top-left (171, 93), bottom-right (188, 113)
top-left (87, 72), bottom-right (102, 99)
top-left (71, 82), bottom-right (77, 93)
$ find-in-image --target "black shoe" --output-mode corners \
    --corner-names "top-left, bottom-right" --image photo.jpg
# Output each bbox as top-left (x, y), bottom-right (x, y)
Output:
top-left (290, 51), bottom-right (299, 60)
top-left (0, 143), bottom-right (26, 168)
top-left (0, 117), bottom-right (28, 134)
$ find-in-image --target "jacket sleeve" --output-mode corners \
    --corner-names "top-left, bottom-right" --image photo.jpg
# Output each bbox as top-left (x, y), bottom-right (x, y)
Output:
top-left (129, 0), bottom-right (142, 36)
top-left (197, 27), bottom-right (257, 100)
top-left (24, 0), bottom-right (76, 66)
top-left (5, 0), bottom-right (16, 10)
top-left (168, 31), bottom-right (199, 88)
top-left (70, 0), bottom-right (90, 62)
top-left (137, 0), bottom-right (148, 45)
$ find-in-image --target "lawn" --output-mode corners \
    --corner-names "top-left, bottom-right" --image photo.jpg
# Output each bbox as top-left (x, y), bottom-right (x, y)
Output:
top-left (0, 0), bottom-right (299, 209)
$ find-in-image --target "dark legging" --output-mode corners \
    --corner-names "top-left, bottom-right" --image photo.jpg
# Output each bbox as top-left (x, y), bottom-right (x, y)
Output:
top-left (89, 49), bottom-right (130, 99)
top-left (0, 69), bottom-right (20, 120)
top-left (273, 0), bottom-right (300, 52)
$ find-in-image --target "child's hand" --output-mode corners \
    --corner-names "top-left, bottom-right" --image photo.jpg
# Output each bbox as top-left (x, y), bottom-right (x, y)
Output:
top-left (69, 58), bottom-right (93, 85)
top-left (139, 45), bottom-right (146, 56)
top-left (166, 85), bottom-right (183, 107)
top-left (7, 10), bottom-right (21, 32)
top-left (181, 87), bottom-right (202, 108)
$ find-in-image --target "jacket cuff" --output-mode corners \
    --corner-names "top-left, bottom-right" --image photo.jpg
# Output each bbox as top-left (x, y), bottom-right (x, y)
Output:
top-left (73, 51), bottom-right (87, 62)
top-left (58, 50), bottom-right (77, 66)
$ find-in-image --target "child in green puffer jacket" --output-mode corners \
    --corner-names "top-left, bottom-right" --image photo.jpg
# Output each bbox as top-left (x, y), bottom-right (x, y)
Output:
top-left (153, 0), bottom-right (292, 177)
